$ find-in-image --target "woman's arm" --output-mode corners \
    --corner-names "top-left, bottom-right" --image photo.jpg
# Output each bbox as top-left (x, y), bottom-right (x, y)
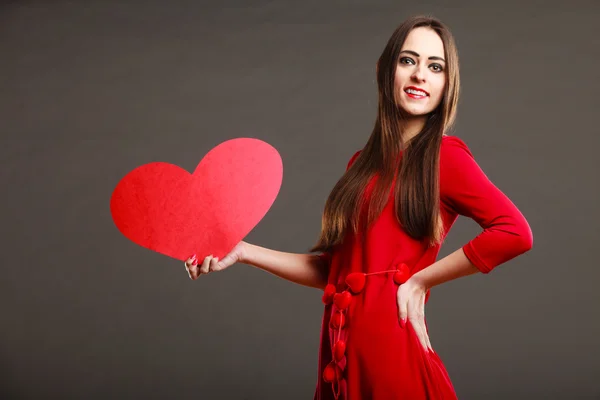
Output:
top-left (411, 248), bottom-right (479, 290)
top-left (242, 243), bottom-right (329, 290)
top-left (234, 150), bottom-right (361, 290)
top-left (397, 137), bottom-right (533, 351)
top-left (438, 136), bottom-right (534, 275)
top-left (411, 137), bottom-right (534, 289)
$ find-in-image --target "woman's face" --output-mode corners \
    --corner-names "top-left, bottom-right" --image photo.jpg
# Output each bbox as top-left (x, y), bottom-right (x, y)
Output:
top-left (394, 27), bottom-right (447, 117)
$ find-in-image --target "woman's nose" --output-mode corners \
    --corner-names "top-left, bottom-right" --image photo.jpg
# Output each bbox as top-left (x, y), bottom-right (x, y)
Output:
top-left (411, 66), bottom-right (426, 82)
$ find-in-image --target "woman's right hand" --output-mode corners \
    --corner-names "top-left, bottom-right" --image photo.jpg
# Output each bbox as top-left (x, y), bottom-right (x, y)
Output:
top-left (184, 241), bottom-right (250, 280)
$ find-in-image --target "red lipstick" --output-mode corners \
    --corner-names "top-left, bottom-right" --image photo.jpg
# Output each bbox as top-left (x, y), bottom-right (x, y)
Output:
top-left (404, 86), bottom-right (429, 99)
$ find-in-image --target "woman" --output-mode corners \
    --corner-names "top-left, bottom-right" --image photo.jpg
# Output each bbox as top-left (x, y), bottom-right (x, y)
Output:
top-left (184, 15), bottom-right (533, 400)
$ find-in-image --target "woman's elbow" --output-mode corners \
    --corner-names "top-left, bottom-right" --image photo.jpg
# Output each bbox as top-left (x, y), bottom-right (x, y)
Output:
top-left (515, 222), bottom-right (534, 255)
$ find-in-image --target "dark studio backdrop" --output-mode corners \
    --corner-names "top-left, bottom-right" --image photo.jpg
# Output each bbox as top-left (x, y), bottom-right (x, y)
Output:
top-left (1, 0), bottom-right (599, 399)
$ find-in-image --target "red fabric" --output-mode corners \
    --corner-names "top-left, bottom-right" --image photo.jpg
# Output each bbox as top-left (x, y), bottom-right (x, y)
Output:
top-left (314, 136), bottom-right (533, 399)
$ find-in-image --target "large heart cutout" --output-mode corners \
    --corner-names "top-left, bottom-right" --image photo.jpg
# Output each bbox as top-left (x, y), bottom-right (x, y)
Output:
top-left (110, 138), bottom-right (283, 261)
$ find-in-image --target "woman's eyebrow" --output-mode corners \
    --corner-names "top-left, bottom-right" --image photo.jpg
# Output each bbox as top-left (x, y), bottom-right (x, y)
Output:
top-left (400, 49), bottom-right (446, 62)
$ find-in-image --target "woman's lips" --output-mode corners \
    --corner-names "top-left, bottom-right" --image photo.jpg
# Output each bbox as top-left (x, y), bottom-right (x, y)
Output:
top-left (405, 91), bottom-right (428, 99)
top-left (404, 86), bottom-right (429, 99)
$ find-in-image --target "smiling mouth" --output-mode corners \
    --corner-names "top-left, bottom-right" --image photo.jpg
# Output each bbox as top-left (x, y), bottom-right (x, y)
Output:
top-left (404, 88), bottom-right (428, 99)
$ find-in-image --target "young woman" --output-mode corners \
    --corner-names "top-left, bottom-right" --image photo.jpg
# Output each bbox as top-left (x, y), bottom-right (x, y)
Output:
top-left (184, 15), bottom-right (533, 400)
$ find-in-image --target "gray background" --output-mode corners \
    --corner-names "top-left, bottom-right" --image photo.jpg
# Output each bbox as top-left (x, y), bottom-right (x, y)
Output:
top-left (2, 0), bottom-right (599, 399)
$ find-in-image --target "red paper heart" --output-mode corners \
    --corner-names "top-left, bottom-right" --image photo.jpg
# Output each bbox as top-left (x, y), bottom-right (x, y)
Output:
top-left (345, 272), bottom-right (366, 294)
top-left (333, 291), bottom-right (352, 310)
top-left (110, 138), bottom-right (282, 261)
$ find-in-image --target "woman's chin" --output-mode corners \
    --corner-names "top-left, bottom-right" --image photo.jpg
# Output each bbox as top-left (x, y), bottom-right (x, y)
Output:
top-left (400, 109), bottom-right (431, 118)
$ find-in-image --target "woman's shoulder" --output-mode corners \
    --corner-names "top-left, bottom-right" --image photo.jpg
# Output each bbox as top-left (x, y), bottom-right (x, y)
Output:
top-left (442, 134), bottom-right (467, 146)
top-left (441, 134), bottom-right (475, 159)
top-left (439, 134), bottom-right (484, 189)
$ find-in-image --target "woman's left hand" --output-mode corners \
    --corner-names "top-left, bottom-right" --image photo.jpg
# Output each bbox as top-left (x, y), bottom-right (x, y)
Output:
top-left (397, 275), bottom-right (433, 352)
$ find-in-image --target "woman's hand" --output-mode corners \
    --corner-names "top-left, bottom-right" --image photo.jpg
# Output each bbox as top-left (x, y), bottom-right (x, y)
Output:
top-left (184, 241), bottom-right (249, 280)
top-left (397, 276), bottom-right (433, 353)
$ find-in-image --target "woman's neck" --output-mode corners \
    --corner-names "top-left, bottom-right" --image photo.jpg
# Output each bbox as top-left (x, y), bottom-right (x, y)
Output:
top-left (402, 115), bottom-right (427, 144)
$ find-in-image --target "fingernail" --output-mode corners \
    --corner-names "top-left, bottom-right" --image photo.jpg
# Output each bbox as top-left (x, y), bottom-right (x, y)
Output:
top-left (189, 254), bottom-right (197, 262)
top-left (400, 318), bottom-right (406, 328)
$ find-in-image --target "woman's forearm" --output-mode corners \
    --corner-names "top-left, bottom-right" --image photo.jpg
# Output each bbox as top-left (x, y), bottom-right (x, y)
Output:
top-left (241, 243), bottom-right (329, 290)
top-left (411, 248), bottom-right (480, 290)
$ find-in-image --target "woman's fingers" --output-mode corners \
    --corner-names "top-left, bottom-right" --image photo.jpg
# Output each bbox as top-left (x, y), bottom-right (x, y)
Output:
top-left (397, 289), bottom-right (408, 329)
top-left (183, 242), bottom-right (247, 280)
top-left (399, 284), bottom-right (432, 353)
top-left (185, 254), bottom-right (199, 279)
top-left (184, 254), bottom-right (227, 280)
top-left (199, 255), bottom-right (213, 275)
top-left (208, 256), bottom-right (220, 272)
top-left (422, 315), bottom-right (433, 350)
top-left (414, 292), bottom-right (433, 352)
top-left (183, 254), bottom-right (213, 280)
top-left (407, 300), bottom-right (427, 351)
top-left (185, 254), bottom-right (197, 269)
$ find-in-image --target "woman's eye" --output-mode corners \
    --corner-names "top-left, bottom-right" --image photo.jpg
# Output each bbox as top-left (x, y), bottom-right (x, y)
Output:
top-left (400, 57), bottom-right (415, 65)
top-left (430, 64), bottom-right (443, 72)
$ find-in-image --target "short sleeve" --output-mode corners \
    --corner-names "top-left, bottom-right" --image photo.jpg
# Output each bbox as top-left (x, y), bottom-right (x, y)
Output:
top-left (440, 136), bottom-right (533, 273)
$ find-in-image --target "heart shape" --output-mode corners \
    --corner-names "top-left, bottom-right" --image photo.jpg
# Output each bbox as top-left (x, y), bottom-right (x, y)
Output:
top-left (323, 362), bottom-right (343, 383)
top-left (322, 283), bottom-right (337, 305)
top-left (345, 272), bottom-right (366, 294)
top-left (333, 291), bottom-right (352, 310)
top-left (393, 263), bottom-right (411, 285)
top-left (333, 340), bottom-right (346, 362)
top-left (330, 311), bottom-right (346, 329)
top-left (110, 138), bottom-right (283, 261)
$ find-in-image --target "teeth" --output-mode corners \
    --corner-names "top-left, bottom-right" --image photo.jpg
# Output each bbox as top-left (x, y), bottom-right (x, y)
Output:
top-left (406, 89), bottom-right (427, 96)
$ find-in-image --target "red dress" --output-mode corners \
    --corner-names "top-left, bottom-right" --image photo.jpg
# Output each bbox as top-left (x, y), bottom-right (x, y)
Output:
top-left (314, 136), bottom-right (533, 400)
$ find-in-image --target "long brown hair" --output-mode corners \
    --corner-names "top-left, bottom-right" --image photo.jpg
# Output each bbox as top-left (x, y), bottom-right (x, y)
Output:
top-left (311, 15), bottom-right (460, 254)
